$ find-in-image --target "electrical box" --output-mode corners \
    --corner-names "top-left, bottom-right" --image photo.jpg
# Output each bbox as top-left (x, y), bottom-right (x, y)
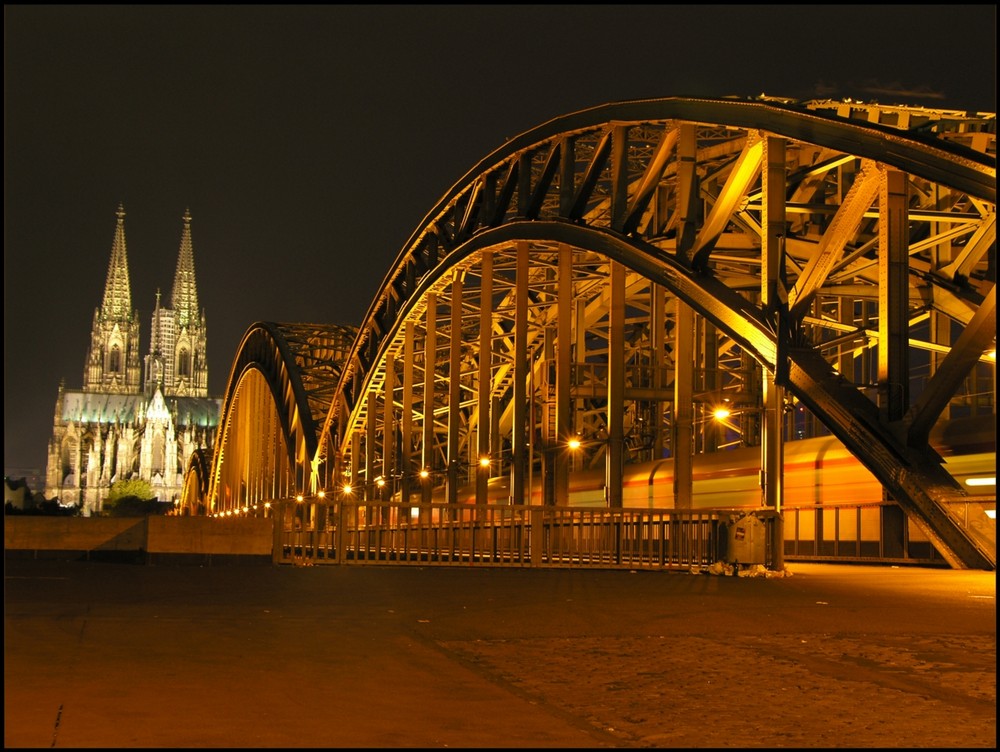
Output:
top-left (726, 512), bottom-right (766, 566)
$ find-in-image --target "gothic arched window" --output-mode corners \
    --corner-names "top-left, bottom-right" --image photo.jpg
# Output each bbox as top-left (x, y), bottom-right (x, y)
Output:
top-left (109, 345), bottom-right (121, 373)
top-left (177, 348), bottom-right (190, 378)
top-left (151, 430), bottom-right (165, 476)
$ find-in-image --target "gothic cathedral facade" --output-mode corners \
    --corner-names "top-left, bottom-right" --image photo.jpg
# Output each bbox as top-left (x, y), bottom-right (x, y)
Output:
top-left (45, 204), bottom-right (223, 515)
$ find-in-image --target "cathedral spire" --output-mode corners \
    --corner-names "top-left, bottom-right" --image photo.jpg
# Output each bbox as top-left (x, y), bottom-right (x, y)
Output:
top-left (151, 288), bottom-right (163, 355)
top-left (83, 203), bottom-right (142, 393)
top-left (144, 289), bottom-right (166, 396)
top-left (101, 202), bottom-right (134, 320)
top-left (162, 207), bottom-right (208, 398)
top-left (171, 208), bottom-right (199, 329)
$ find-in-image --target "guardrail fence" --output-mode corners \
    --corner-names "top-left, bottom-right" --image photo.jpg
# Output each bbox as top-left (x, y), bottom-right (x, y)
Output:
top-left (272, 499), bottom-right (969, 569)
top-left (274, 500), bottom-right (780, 570)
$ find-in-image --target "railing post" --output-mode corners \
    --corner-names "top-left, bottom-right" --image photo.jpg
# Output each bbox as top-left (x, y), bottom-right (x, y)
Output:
top-left (615, 511), bottom-right (622, 566)
top-left (334, 500), bottom-right (345, 564)
top-left (770, 511), bottom-right (785, 571)
top-left (271, 500), bottom-right (284, 564)
top-left (531, 507), bottom-right (543, 566)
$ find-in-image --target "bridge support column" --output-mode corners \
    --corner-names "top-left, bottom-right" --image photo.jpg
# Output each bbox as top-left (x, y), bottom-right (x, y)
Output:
top-left (762, 375), bottom-right (785, 570)
top-left (401, 322), bottom-right (415, 506)
top-left (879, 168), bottom-right (910, 549)
top-left (879, 168), bottom-right (910, 423)
top-left (511, 243), bottom-right (529, 505)
top-left (605, 260), bottom-right (625, 507)
top-left (477, 252), bottom-right (493, 508)
top-left (673, 297), bottom-right (694, 508)
top-left (447, 272), bottom-right (463, 507)
top-left (762, 135), bottom-right (787, 571)
top-left (383, 352), bottom-right (395, 504)
top-left (553, 244), bottom-right (572, 504)
top-left (421, 294), bottom-right (437, 508)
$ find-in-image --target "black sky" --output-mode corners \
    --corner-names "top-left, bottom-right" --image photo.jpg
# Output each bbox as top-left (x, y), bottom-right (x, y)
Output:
top-left (4, 4), bottom-right (996, 477)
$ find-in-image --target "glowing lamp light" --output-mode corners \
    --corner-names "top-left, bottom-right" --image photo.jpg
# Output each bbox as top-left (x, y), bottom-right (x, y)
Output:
top-left (317, 490), bottom-right (326, 499)
top-left (295, 494), bottom-right (304, 503)
top-left (568, 437), bottom-right (582, 450)
top-left (479, 456), bottom-right (491, 468)
top-left (713, 407), bottom-right (731, 420)
top-left (419, 469), bottom-right (430, 479)
top-left (376, 476), bottom-right (386, 488)
top-left (342, 484), bottom-right (353, 496)
top-left (965, 477), bottom-right (996, 487)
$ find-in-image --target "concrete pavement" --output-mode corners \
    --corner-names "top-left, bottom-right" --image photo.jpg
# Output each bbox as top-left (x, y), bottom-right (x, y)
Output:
top-left (4, 557), bottom-right (995, 748)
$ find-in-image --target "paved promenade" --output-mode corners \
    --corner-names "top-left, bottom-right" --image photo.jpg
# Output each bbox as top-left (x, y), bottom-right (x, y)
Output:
top-left (4, 558), bottom-right (995, 748)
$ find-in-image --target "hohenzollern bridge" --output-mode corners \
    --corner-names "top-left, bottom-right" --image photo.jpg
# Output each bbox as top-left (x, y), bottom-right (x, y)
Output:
top-left (179, 96), bottom-right (996, 571)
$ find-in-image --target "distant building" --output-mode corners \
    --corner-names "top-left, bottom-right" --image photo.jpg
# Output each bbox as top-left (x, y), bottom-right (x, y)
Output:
top-left (4, 467), bottom-right (44, 496)
top-left (4, 476), bottom-right (33, 511)
top-left (45, 204), bottom-right (223, 515)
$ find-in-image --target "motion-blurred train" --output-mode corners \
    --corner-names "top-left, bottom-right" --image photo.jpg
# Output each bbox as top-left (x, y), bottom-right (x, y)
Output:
top-left (451, 415), bottom-right (996, 510)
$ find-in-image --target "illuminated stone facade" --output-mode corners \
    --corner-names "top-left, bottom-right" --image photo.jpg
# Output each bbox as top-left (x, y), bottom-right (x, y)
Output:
top-left (45, 205), bottom-right (222, 514)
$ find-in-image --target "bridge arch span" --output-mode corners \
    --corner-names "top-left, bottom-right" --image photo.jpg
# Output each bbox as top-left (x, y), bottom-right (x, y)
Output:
top-left (318, 96), bottom-right (994, 568)
top-left (190, 322), bottom-right (355, 517)
top-left (178, 447), bottom-right (212, 516)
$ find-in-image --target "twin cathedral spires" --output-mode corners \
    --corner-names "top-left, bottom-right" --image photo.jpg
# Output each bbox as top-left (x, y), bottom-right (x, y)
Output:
top-left (45, 203), bottom-right (221, 513)
top-left (83, 203), bottom-right (209, 398)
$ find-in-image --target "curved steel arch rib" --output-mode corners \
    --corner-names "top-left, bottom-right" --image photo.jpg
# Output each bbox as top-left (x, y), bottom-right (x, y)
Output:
top-left (320, 96), bottom-right (995, 568)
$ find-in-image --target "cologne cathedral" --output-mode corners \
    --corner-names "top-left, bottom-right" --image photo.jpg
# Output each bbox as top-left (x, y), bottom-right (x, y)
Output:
top-left (44, 204), bottom-right (223, 515)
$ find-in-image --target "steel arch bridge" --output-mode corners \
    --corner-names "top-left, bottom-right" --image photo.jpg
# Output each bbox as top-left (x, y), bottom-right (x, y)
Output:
top-left (183, 96), bottom-right (996, 570)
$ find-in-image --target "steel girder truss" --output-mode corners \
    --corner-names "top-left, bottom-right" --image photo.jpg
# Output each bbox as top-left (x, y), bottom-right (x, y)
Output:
top-left (315, 97), bottom-right (994, 569)
top-left (185, 97), bottom-right (994, 568)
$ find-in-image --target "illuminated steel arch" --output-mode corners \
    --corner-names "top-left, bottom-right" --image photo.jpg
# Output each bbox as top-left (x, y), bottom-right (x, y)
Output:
top-left (179, 447), bottom-right (212, 515)
top-left (317, 97), bottom-right (995, 568)
top-left (189, 322), bottom-right (356, 517)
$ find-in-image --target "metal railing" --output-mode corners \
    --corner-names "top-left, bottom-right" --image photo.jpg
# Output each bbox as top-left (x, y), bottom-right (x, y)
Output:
top-left (782, 499), bottom-right (995, 566)
top-left (274, 500), bottom-right (752, 570)
top-left (271, 497), bottom-right (980, 569)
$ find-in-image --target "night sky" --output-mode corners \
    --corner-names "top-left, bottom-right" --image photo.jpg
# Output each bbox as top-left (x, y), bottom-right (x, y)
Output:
top-left (4, 4), bottom-right (996, 479)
